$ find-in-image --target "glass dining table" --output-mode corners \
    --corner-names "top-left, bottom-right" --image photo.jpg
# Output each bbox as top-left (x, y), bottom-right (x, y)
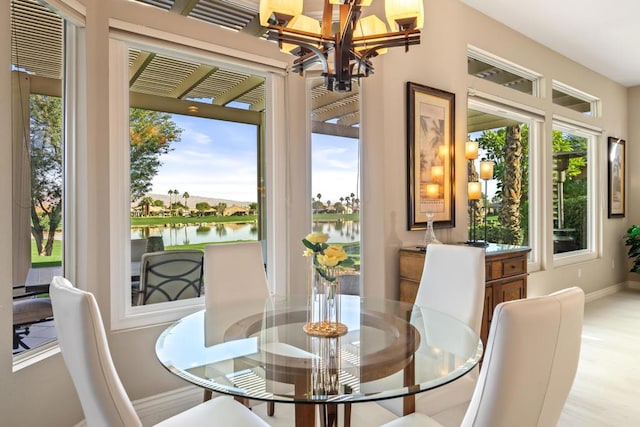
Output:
top-left (155, 295), bottom-right (482, 427)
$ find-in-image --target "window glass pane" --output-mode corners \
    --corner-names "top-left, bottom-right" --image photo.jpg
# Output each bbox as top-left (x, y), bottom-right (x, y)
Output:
top-left (552, 82), bottom-right (598, 116)
top-left (467, 57), bottom-right (534, 95)
top-left (468, 108), bottom-right (530, 247)
top-left (128, 48), bottom-right (265, 307)
top-left (11, 0), bottom-right (65, 355)
top-left (310, 80), bottom-right (361, 296)
top-left (552, 129), bottom-right (588, 254)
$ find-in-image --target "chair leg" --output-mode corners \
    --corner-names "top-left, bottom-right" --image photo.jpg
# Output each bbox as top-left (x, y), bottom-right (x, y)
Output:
top-left (203, 389), bottom-right (212, 402)
top-left (344, 402), bottom-right (351, 427)
top-left (267, 401), bottom-right (275, 416)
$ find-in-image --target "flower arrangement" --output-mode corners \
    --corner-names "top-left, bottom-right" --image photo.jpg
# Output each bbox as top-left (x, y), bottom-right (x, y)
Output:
top-left (302, 232), bottom-right (355, 282)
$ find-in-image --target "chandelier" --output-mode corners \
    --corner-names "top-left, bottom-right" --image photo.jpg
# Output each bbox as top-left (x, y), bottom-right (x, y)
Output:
top-left (259, 0), bottom-right (424, 92)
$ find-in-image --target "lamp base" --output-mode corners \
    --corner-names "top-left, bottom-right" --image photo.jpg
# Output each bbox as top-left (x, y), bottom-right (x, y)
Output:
top-left (465, 240), bottom-right (489, 247)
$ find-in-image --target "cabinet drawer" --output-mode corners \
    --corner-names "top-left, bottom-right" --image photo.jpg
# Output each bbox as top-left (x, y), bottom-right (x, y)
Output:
top-left (487, 256), bottom-right (526, 280)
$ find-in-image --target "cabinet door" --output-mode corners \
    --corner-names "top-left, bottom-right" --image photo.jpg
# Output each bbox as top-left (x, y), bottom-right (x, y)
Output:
top-left (494, 279), bottom-right (526, 304)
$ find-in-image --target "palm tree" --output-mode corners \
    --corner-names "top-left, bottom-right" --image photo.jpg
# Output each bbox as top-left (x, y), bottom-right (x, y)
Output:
top-left (167, 189), bottom-right (174, 216)
top-left (182, 192), bottom-right (190, 209)
top-left (139, 196), bottom-right (154, 216)
top-left (499, 125), bottom-right (523, 245)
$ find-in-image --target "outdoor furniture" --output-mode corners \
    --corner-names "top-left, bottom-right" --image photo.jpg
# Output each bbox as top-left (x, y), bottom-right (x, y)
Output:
top-left (12, 295), bottom-right (53, 351)
top-left (138, 250), bottom-right (204, 305)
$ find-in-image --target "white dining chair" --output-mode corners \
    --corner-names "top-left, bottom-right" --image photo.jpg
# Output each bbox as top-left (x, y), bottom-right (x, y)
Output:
top-left (368, 244), bottom-right (485, 418)
top-left (204, 241), bottom-right (316, 414)
top-left (50, 276), bottom-right (269, 427)
top-left (381, 287), bottom-right (585, 427)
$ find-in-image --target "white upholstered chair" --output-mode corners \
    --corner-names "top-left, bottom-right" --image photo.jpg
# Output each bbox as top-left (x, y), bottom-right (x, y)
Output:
top-left (50, 276), bottom-right (269, 427)
top-left (370, 244), bottom-right (485, 418)
top-left (203, 241), bottom-right (316, 414)
top-left (381, 286), bottom-right (585, 427)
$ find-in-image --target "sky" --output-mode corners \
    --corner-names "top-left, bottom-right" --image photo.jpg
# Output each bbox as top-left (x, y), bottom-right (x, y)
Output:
top-left (150, 113), bottom-right (360, 203)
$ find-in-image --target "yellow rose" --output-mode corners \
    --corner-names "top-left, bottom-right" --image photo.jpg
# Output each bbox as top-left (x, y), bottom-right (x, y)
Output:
top-left (317, 253), bottom-right (340, 267)
top-left (324, 245), bottom-right (348, 262)
top-left (305, 232), bottom-right (329, 244)
top-left (302, 248), bottom-right (314, 257)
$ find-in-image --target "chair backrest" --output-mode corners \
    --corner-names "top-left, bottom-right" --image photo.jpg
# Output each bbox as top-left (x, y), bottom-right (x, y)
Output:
top-left (416, 244), bottom-right (485, 334)
top-left (461, 287), bottom-right (585, 427)
top-left (130, 238), bottom-right (148, 262)
top-left (50, 277), bottom-right (142, 427)
top-left (139, 250), bottom-right (204, 305)
top-left (204, 242), bottom-right (269, 309)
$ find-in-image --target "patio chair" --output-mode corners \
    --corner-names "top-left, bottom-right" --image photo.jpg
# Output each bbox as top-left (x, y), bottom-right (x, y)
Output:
top-left (50, 276), bottom-right (269, 427)
top-left (138, 250), bottom-right (204, 305)
top-left (13, 296), bottom-right (54, 351)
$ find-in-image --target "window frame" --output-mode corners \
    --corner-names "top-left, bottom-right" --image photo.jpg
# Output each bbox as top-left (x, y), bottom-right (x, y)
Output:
top-left (551, 119), bottom-right (601, 267)
top-left (467, 95), bottom-right (543, 272)
top-left (552, 80), bottom-right (600, 117)
top-left (108, 31), bottom-right (288, 330)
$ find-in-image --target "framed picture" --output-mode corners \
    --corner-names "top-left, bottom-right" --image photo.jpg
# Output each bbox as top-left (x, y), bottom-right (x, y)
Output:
top-left (607, 137), bottom-right (625, 218)
top-left (406, 82), bottom-right (455, 230)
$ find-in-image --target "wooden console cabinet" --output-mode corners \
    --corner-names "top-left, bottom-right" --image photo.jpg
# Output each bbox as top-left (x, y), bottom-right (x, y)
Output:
top-left (399, 244), bottom-right (530, 347)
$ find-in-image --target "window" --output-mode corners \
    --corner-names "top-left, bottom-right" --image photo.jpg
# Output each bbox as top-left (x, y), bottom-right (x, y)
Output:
top-left (467, 98), bottom-right (540, 267)
top-left (10, 0), bottom-right (76, 356)
top-left (468, 46), bottom-right (541, 97)
top-left (127, 48), bottom-right (266, 308)
top-left (552, 122), bottom-right (596, 260)
top-left (310, 78), bottom-right (361, 295)
top-left (552, 81), bottom-right (599, 116)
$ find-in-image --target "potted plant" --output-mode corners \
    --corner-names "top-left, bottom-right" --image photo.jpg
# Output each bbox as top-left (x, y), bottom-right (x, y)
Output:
top-left (624, 225), bottom-right (640, 273)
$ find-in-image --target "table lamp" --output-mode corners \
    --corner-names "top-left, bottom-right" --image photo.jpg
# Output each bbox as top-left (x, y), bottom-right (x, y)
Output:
top-left (422, 183), bottom-right (442, 247)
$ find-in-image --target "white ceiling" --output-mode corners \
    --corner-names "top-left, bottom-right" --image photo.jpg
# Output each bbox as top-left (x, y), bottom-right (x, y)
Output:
top-left (461, 0), bottom-right (640, 87)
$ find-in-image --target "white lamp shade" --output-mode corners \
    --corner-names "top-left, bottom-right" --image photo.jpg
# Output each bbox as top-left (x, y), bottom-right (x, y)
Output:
top-left (280, 14), bottom-right (321, 53)
top-left (259, 0), bottom-right (303, 27)
top-left (479, 161), bottom-right (494, 180)
top-left (385, 0), bottom-right (424, 31)
top-left (468, 181), bottom-right (481, 200)
top-left (465, 140), bottom-right (478, 160)
top-left (354, 15), bottom-right (389, 54)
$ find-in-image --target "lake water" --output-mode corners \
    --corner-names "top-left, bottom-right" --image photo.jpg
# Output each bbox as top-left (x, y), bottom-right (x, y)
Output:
top-left (131, 219), bottom-right (360, 246)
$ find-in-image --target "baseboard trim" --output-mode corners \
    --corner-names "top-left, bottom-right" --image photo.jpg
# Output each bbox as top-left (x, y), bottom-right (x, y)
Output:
top-left (584, 282), bottom-right (626, 303)
top-left (628, 280), bottom-right (640, 290)
top-left (135, 385), bottom-right (204, 425)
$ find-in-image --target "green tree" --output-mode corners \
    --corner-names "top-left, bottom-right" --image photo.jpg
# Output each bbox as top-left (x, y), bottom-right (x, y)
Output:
top-left (130, 108), bottom-right (182, 202)
top-left (249, 202), bottom-right (258, 214)
top-left (30, 95), bottom-right (63, 256)
top-left (195, 201), bottom-right (211, 215)
top-left (215, 202), bottom-right (227, 216)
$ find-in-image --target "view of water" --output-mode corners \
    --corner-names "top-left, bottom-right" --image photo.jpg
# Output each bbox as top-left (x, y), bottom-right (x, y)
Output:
top-left (131, 219), bottom-right (360, 246)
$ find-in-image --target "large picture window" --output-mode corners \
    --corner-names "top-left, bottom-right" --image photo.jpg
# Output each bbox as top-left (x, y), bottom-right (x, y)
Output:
top-left (126, 48), bottom-right (266, 309)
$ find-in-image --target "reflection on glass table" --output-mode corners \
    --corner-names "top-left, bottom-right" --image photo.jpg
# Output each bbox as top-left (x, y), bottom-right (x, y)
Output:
top-left (155, 295), bottom-right (482, 427)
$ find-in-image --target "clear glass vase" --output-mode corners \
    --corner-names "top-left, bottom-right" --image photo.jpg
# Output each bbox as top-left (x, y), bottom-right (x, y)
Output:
top-left (422, 211), bottom-right (442, 247)
top-left (304, 258), bottom-right (347, 337)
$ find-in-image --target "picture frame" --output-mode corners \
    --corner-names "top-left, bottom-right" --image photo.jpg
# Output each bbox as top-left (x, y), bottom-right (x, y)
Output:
top-left (406, 82), bottom-right (455, 230)
top-left (607, 136), bottom-right (625, 218)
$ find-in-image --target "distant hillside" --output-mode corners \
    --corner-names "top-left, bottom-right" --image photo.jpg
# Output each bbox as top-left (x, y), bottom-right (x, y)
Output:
top-left (145, 193), bottom-right (252, 208)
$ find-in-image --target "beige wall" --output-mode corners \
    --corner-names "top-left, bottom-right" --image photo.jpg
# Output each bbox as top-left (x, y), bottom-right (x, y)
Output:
top-left (0, 0), bottom-right (633, 425)
top-left (628, 86), bottom-right (640, 281)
